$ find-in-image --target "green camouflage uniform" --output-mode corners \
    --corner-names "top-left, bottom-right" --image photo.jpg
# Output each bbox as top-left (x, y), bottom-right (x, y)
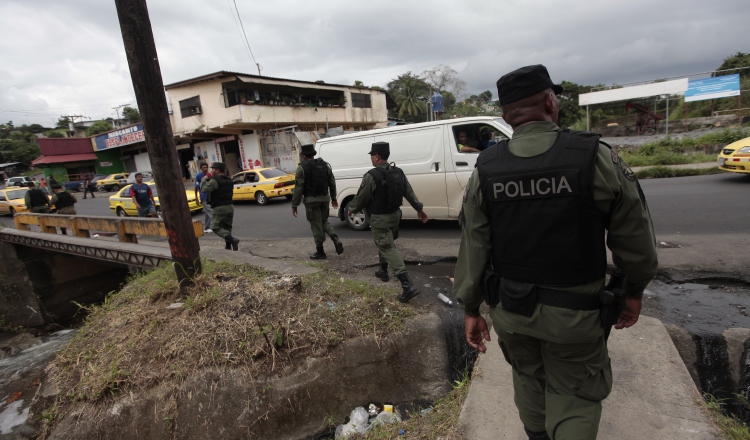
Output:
top-left (291, 160), bottom-right (337, 247)
top-left (200, 176), bottom-right (234, 241)
top-left (348, 162), bottom-right (424, 276)
top-left (453, 121), bottom-right (658, 439)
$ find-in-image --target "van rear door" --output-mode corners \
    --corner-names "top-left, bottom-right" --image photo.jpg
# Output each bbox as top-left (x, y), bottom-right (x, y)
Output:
top-left (374, 126), bottom-right (447, 218)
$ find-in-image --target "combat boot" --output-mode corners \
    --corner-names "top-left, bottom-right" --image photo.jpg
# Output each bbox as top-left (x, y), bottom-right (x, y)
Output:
top-left (396, 272), bottom-right (420, 303)
top-left (374, 263), bottom-right (389, 282)
top-left (230, 236), bottom-right (240, 251)
top-left (224, 238), bottom-right (232, 250)
top-left (331, 234), bottom-right (344, 255)
top-left (524, 428), bottom-right (550, 440)
top-left (310, 246), bottom-right (327, 260)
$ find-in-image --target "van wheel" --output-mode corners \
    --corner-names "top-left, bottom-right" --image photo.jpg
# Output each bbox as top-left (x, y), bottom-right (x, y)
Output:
top-left (345, 203), bottom-right (370, 231)
top-left (255, 191), bottom-right (268, 205)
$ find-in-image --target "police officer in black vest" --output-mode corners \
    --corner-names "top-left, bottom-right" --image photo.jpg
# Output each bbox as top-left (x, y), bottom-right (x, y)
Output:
top-left (50, 184), bottom-right (77, 235)
top-left (24, 182), bottom-right (50, 213)
top-left (454, 65), bottom-right (658, 439)
top-left (200, 162), bottom-right (239, 251)
top-left (291, 143), bottom-right (344, 259)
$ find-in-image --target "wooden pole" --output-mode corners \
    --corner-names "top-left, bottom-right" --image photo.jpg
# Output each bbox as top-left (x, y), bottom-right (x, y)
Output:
top-left (114, 0), bottom-right (201, 285)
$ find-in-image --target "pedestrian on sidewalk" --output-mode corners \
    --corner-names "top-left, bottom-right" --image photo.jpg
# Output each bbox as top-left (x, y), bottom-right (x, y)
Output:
top-left (454, 65), bottom-right (658, 440)
top-left (194, 162), bottom-right (212, 233)
top-left (83, 175), bottom-right (96, 199)
top-left (24, 181), bottom-right (50, 213)
top-left (50, 184), bottom-right (77, 235)
top-left (200, 162), bottom-right (239, 251)
top-left (348, 141), bottom-right (428, 303)
top-left (130, 172), bottom-right (157, 218)
top-left (291, 143), bottom-right (344, 259)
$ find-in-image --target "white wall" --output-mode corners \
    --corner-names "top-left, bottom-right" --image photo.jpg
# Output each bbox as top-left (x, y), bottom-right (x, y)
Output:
top-left (238, 133), bottom-right (261, 170)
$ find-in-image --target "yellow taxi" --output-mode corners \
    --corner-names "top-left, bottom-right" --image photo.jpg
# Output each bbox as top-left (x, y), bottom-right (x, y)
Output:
top-left (0, 187), bottom-right (32, 215)
top-left (97, 173), bottom-right (131, 192)
top-left (718, 136), bottom-right (750, 175)
top-left (108, 182), bottom-right (202, 217)
top-left (231, 167), bottom-right (295, 205)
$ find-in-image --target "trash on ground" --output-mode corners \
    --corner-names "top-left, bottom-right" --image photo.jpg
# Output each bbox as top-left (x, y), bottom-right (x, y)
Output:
top-left (334, 405), bottom-right (402, 439)
top-left (437, 293), bottom-right (454, 306)
top-left (165, 302), bottom-right (184, 310)
top-left (420, 407), bottom-right (433, 416)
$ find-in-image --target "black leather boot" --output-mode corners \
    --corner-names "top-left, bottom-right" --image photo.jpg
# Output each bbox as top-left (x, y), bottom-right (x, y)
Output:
top-left (396, 272), bottom-right (420, 303)
top-left (230, 236), bottom-right (240, 251)
top-left (331, 235), bottom-right (344, 255)
top-left (310, 246), bottom-right (327, 259)
top-left (524, 427), bottom-right (551, 440)
top-left (224, 237), bottom-right (232, 250)
top-left (374, 263), bottom-right (389, 282)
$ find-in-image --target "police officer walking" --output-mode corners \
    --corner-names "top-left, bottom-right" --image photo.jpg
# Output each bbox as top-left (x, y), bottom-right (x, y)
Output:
top-left (454, 65), bottom-right (658, 440)
top-left (200, 162), bottom-right (239, 251)
top-left (348, 142), bottom-right (428, 303)
top-left (50, 184), bottom-right (77, 235)
top-left (291, 143), bottom-right (344, 259)
top-left (24, 182), bottom-right (50, 213)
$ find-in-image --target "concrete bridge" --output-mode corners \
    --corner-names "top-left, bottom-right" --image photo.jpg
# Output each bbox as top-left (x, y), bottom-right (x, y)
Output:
top-left (0, 214), bottom-right (203, 327)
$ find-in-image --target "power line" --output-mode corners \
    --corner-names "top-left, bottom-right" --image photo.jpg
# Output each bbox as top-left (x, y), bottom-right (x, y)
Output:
top-left (230, 0), bottom-right (262, 75)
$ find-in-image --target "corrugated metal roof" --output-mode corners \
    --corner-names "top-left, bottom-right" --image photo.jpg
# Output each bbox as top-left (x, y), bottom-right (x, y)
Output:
top-left (37, 138), bottom-right (94, 156)
top-left (295, 131), bottom-right (321, 146)
top-left (0, 162), bottom-right (21, 168)
top-left (32, 153), bottom-right (98, 165)
top-left (164, 70), bottom-right (383, 92)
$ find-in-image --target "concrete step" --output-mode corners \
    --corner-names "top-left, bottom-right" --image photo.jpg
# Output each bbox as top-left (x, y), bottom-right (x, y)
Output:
top-left (458, 316), bottom-right (722, 439)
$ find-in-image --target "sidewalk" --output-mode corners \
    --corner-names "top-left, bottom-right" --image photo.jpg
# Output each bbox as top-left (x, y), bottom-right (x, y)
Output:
top-left (457, 316), bottom-right (721, 439)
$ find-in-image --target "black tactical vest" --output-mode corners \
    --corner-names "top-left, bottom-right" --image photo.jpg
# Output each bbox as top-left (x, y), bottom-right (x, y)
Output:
top-left (28, 188), bottom-right (48, 207)
top-left (55, 191), bottom-right (75, 208)
top-left (476, 130), bottom-right (607, 286)
top-left (366, 165), bottom-right (406, 215)
top-left (209, 175), bottom-right (234, 208)
top-left (301, 158), bottom-right (329, 197)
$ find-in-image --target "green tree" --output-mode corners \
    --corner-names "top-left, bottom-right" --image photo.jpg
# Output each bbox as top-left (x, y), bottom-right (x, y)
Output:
top-left (86, 120), bottom-right (114, 137)
top-left (478, 90), bottom-right (493, 103)
top-left (556, 80), bottom-right (594, 128)
top-left (45, 131), bottom-right (65, 138)
top-left (714, 52), bottom-right (750, 80)
top-left (387, 72), bottom-right (430, 122)
top-left (395, 77), bottom-right (427, 118)
top-left (440, 91), bottom-right (457, 111)
top-left (121, 106), bottom-right (141, 124)
top-left (0, 139), bottom-right (41, 164)
top-left (449, 101), bottom-right (480, 118)
top-left (353, 80), bottom-right (365, 87)
top-left (56, 116), bottom-right (71, 129)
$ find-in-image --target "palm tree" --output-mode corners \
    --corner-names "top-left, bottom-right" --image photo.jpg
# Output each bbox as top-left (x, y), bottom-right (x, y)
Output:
top-left (395, 78), bottom-right (427, 118)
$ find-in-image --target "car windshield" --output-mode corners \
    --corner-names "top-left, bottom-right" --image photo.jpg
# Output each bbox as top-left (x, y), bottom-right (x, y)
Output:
top-left (260, 168), bottom-right (287, 179)
top-left (6, 189), bottom-right (28, 199)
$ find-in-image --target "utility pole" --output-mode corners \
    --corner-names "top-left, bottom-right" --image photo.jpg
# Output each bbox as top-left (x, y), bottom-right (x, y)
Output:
top-left (114, 0), bottom-right (201, 285)
top-left (60, 115), bottom-right (89, 136)
top-left (112, 103), bottom-right (131, 128)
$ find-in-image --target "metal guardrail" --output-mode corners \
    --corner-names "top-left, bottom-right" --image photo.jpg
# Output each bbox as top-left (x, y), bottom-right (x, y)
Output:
top-left (12, 213), bottom-right (204, 244)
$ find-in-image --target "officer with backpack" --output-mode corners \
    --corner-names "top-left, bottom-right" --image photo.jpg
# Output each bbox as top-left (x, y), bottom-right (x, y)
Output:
top-left (348, 141), bottom-right (429, 303)
top-left (24, 181), bottom-right (50, 213)
top-left (50, 184), bottom-right (77, 235)
top-left (200, 162), bottom-right (240, 251)
top-left (291, 143), bottom-right (344, 259)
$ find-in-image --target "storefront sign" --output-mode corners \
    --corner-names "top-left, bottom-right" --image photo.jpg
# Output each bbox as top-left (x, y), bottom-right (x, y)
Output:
top-left (99, 161), bottom-right (113, 167)
top-left (93, 124), bottom-right (145, 151)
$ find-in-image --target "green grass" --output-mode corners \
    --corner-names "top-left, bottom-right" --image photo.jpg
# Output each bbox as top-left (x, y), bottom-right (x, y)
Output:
top-left (635, 166), bottom-right (725, 179)
top-left (620, 151), bottom-right (716, 167)
top-left (703, 393), bottom-right (750, 440)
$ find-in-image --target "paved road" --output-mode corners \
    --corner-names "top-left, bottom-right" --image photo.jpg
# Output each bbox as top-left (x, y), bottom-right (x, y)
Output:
top-left (1, 172), bottom-right (747, 240)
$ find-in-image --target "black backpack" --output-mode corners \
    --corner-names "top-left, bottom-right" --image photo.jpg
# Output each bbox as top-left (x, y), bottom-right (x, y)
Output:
top-left (368, 164), bottom-right (406, 213)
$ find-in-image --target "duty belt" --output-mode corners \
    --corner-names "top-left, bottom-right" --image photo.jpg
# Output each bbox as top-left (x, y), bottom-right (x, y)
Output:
top-left (536, 286), bottom-right (601, 311)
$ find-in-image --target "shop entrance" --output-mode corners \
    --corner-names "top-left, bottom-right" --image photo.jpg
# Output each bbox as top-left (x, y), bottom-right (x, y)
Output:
top-left (178, 147), bottom-right (195, 180)
top-left (221, 140), bottom-right (241, 176)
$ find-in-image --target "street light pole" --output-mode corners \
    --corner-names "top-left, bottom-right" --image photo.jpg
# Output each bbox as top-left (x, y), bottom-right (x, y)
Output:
top-left (114, 0), bottom-right (202, 285)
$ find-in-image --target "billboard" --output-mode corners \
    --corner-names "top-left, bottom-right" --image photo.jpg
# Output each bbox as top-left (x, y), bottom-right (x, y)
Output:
top-left (684, 74), bottom-right (740, 103)
top-left (579, 78), bottom-right (688, 106)
top-left (93, 124), bottom-right (145, 151)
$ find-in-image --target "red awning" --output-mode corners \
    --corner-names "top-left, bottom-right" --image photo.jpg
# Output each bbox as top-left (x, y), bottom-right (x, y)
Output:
top-left (32, 153), bottom-right (99, 165)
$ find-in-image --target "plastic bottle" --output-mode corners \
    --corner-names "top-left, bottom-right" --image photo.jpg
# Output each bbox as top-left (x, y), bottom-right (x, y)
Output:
top-left (437, 292), bottom-right (453, 306)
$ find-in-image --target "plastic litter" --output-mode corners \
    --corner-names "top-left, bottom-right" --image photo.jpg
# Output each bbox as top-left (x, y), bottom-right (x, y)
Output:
top-left (383, 404), bottom-right (393, 413)
top-left (437, 292), bottom-right (454, 306)
top-left (335, 405), bottom-right (401, 438)
top-left (93, 234), bottom-right (100, 238)
top-left (420, 407), bottom-right (433, 416)
top-left (368, 403), bottom-right (380, 416)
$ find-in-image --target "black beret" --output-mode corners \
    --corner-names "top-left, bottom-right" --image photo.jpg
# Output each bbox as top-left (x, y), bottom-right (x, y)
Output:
top-left (368, 141), bottom-right (389, 156)
top-left (210, 162), bottom-right (226, 171)
top-left (300, 143), bottom-right (317, 156)
top-left (496, 64), bottom-right (563, 106)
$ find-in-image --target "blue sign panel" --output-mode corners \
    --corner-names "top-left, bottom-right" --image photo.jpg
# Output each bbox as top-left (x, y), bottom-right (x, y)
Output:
top-left (685, 74), bottom-right (740, 103)
top-left (431, 92), bottom-right (444, 112)
top-left (93, 124), bottom-right (145, 151)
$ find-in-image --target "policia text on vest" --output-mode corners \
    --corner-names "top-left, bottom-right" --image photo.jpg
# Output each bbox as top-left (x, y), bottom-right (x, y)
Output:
top-left (490, 170), bottom-right (575, 200)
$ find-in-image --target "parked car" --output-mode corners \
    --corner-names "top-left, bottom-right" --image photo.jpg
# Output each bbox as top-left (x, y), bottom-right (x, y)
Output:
top-left (63, 180), bottom-right (85, 192)
top-left (6, 176), bottom-right (33, 188)
top-left (108, 182), bottom-right (202, 217)
top-left (230, 167), bottom-right (295, 205)
top-left (315, 116), bottom-right (513, 230)
top-left (97, 173), bottom-right (131, 192)
top-left (717, 136), bottom-right (750, 175)
top-left (0, 188), bottom-right (31, 215)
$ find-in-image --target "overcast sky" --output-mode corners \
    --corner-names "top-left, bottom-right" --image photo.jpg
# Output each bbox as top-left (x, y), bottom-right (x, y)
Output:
top-left (1, 0), bottom-right (746, 127)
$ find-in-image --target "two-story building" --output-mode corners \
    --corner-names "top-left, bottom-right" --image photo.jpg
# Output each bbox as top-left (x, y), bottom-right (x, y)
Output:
top-left (164, 71), bottom-right (391, 178)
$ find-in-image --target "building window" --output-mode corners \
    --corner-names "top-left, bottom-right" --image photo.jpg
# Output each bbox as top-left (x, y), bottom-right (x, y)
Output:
top-left (351, 93), bottom-right (371, 108)
top-left (179, 96), bottom-right (202, 118)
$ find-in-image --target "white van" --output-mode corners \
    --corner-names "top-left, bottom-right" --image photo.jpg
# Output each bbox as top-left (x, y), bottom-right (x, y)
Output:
top-left (315, 116), bottom-right (513, 230)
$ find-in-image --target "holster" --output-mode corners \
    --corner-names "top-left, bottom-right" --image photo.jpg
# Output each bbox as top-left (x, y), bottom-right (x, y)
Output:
top-left (482, 268), bottom-right (501, 308)
top-left (482, 268), bottom-right (538, 317)
top-left (600, 272), bottom-right (627, 339)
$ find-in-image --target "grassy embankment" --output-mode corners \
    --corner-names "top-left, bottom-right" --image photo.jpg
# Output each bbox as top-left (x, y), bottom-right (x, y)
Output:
top-left (703, 394), bottom-right (750, 440)
top-left (620, 127), bottom-right (749, 179)
top-left (39, 260), bottom-right (417, 436)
